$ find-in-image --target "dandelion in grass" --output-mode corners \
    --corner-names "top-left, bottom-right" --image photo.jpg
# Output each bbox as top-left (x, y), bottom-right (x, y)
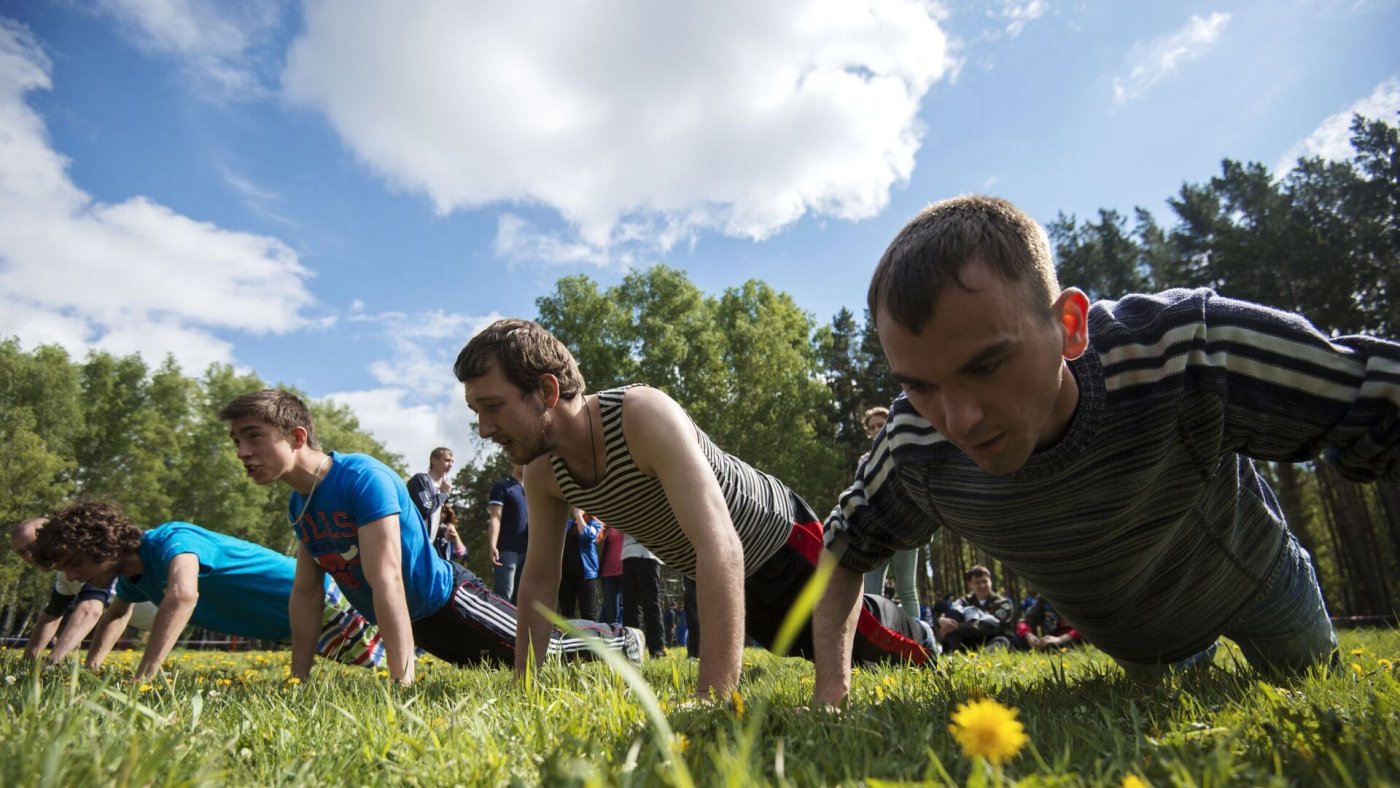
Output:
top-left (1352, 663), bottom-right (1363, 676)
top-left (949, 698), bottom-right (1028, 765)
top-left (1350, 647), bottom-right (1365, 656)
top-left (138, 683), bottom-right (154, 693)
top-left (731, 690), bottom-right (745, 719)
top-left (1378, 658), bottom-right (1393, 670)
top-left (1121, 775), bottom-right (1149, 788)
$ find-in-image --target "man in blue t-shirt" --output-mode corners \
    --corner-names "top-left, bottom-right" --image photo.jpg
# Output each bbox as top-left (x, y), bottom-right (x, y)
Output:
top-left (487, 465), bottom-right (528, 601)
top-left (31, 500), bottom-right (384, 681)
top-left (219, 388), bottom-right (643, 686)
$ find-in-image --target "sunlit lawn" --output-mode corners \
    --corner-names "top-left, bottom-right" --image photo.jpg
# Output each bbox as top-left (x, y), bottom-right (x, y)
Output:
top-left (2, 629), bottom-right (1398, 786)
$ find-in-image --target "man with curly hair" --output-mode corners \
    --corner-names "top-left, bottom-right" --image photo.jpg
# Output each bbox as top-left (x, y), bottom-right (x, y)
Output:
top-left (218, 388), bottom-right (642, 686)
top-left (32, 500), bottom-right (386, 681)
top-left (9, 517), bottom-right (156, 668)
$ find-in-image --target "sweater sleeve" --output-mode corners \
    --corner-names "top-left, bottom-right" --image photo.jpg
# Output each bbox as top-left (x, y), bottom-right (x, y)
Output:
top-left (825, 405), bottom-right (943, 573)
top-left (1099, 289), bottom-right (1400, 482)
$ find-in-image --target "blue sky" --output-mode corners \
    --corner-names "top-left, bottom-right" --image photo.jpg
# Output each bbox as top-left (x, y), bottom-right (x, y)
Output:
top-left (1, 0), bottom-right (1396, 474)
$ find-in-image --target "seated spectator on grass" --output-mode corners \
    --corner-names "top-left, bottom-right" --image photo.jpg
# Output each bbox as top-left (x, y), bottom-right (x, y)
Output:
top-left (1016, 595), bottom-right (1082, 652)
top-left (935, 565), bottom-right (1016, 653)
top-left (31, 500), bottom-right (386, 681)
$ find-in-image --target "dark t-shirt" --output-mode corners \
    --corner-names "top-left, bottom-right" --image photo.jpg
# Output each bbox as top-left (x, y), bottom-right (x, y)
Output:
top-left (489, 477), bottom-right (528, 552)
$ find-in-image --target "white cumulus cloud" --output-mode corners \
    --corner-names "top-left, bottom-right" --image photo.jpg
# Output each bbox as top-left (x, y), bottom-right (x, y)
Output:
top-left (1274, 77), bottom-right (1400, 176)
top-left (327, 310), bottom-right (504, 474)
top-left (281, 0), bottom-right (955, 263)
top-left (0, 19), bottom-right (315, 374)
top-left (94, 0), bottom-right (285, 97)
top-left (1112, 12), bottom-right (1230, 105)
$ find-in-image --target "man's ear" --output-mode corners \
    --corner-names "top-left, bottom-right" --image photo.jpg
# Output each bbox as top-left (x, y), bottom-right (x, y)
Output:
top-left (1054, 288), bottom-right (1090, 361)
top-left (538, 374), bottom-right (561, 409)
top-left (290, 425), bottom-right (309, 451)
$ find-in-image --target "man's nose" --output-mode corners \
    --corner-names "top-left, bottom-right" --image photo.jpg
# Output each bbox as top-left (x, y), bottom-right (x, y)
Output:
top-left (941, 388), bottom-right (984, 441)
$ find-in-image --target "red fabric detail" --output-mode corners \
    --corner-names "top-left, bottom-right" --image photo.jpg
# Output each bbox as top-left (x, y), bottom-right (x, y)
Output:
top-left (855, 608), bottom-right (933, 664)
top-left (786, 518), bottom-right (932, 665)
top-left (786, 517), bottom-right (825, 565)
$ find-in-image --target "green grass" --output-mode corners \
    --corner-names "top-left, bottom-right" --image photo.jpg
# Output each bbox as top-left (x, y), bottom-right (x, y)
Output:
top-left (2, 630), bottom-right (1398, 786)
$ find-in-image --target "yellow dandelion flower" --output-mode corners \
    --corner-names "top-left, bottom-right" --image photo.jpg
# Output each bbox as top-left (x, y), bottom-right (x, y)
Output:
top-left (1352, 663), bottom-right (1364, 676)
top-left (948, 698), bottom-right (1028, 766)
top-left (1350, 648), bottom-right (1366, 656)
top-left (1122, 775), bottom-right (1149, 788)
top-left (673, 733), bottom-right (690, 754)
top-left (1378, 658), bottom-right (1393, 670)
top-left (875, 685), bottom-right (886, 702)
top-left (730, 690), bottom-right (745, 719)
top-left (138, 683), bottom-right (154, 693)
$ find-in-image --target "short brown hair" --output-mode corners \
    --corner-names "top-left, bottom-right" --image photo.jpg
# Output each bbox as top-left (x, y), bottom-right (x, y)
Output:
top-left (862, 406), bottom-right (889, 426)
top-left (218, 389), bottom-right (321, 450)
top-left (869, 195), bottom-right (1058, 334)
top-left (965, 565), bottom-right (992, 583)
top-left (430, 447), bottom-right (453, 463)
top-left (32, 500), bottom-right (143, 567)
top-left (453, 319), bottom-right (586, 400)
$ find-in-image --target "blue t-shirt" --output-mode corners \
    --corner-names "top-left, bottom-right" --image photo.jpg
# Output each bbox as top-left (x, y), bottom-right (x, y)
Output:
top-left (115, 522), bottom-right (313, 641)
top-left (489, 477), bottom-right (528, 552)
top-left (562, 514), bottom-right (603, 581)
top-left (289, 452), bottom-right (454, 623)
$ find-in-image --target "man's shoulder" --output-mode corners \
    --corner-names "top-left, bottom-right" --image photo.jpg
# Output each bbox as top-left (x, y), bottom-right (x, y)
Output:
top-left (336, 453), bottom-right (408, 489)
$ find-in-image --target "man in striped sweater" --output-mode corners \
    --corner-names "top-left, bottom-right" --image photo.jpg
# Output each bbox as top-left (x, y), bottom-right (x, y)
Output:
top-left (813, 194), bottom-right (1399, 705)
top-left (455, 320), bottom-right (935, 699)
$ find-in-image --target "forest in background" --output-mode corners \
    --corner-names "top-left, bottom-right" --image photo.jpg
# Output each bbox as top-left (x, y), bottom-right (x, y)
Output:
top-left (3, 113), bottom-right (1397, 634)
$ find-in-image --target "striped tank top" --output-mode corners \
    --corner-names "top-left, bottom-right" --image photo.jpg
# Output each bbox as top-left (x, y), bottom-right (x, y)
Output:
top-left (550, 385), bottom-right (799, 578)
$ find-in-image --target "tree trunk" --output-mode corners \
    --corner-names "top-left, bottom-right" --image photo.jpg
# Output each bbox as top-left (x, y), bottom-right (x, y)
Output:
top-left (1317, 464), bottom-right (1390, 616)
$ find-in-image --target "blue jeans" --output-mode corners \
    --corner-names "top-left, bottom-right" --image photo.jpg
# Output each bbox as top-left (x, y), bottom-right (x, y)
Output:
top-left (863, 548), bottom-right (921, 621)
top-left (1117, 533), bottom-right (1336, 680)
top-left (494, 549), bottom-right (526, 603)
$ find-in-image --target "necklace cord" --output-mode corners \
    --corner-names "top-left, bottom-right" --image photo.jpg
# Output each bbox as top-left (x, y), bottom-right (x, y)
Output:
top-left (289, 454), bottom-right (331, 527)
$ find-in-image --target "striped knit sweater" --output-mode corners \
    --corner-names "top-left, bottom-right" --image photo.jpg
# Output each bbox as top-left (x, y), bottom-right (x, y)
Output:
top-left (826, 288), bottom-right (1400, 663)
top-left (550, 385), bottom-right (799, 578)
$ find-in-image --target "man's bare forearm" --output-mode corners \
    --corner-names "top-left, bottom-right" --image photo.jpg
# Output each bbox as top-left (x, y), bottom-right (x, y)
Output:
top-left (692, 548), bottom-right (745, 698)
top-left (85, 603), bottom-right (133, 670)
top-left (812, 560), bottom-right (864, 707)
top-left (46, 599), bottom-right (105, 664)
top-left (513, 577), bottom-right (556, 676)
top-left (135, 593), bottom-right (198, 681)
top-left (24, 614), bottom-right (63, 660)
top-left (288, 586), bottom-right (324, 679)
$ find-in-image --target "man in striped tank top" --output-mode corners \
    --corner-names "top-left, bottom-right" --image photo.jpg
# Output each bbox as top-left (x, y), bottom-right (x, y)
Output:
top-left (455, 320), bottom-right (936, 698)
top-left (813, 195), bottom-right (1400, 705)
